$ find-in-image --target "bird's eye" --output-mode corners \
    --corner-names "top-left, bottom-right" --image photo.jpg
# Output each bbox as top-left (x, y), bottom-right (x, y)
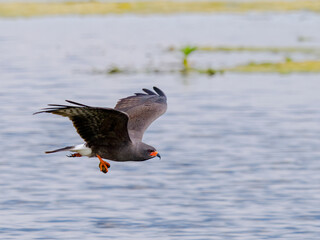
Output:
top-left (148, 149), bottom-right (154, 153)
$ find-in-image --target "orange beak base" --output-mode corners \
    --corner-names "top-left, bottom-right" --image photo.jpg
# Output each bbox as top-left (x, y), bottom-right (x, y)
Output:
top-left (150, 151), bottom-right (161, 159)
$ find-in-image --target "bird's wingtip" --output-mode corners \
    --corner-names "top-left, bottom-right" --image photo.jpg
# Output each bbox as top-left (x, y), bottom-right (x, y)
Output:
top-left (65, 100), bottom-right (89, 107)
top-left (142, 88), bottom-right (157, 95)
top-left (33, 111), bottom-right (43, 115)
top-left (153, 86), bottom-right (166, 97)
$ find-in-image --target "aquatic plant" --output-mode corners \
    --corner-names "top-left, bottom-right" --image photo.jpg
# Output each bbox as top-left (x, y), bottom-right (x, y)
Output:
top-left (180, 46), bottom-right (197, 71)
top-left (108, 66), bottom-right (122, 74)
top-left (205, 68), bottom-right (216, 76)
top-left (285, 57), bottom-right (292, 63)
top-left (170, 45), bottom-right (320, 56)
top-left (229, 60), bottom-right (320, 73)
top-left (197, 68), bottom-right (224, 76)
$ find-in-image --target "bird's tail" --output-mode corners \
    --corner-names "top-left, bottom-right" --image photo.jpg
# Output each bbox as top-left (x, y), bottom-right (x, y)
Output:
top-left (45, 146), bottom-right (74, 154)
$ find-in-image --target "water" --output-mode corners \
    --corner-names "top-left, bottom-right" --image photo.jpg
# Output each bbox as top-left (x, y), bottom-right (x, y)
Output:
top-left (1, 14), bottom-right (320, 239)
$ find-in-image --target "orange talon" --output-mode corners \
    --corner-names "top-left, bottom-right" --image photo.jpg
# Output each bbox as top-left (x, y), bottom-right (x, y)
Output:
top-left (97, 154), bottom-right (110, 174)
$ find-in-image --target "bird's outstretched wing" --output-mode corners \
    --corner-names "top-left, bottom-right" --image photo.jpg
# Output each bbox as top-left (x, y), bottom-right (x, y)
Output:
top-left (114, 87), bottom-right (167, 141)
top-left (34, 100), bottom-right (131, 148)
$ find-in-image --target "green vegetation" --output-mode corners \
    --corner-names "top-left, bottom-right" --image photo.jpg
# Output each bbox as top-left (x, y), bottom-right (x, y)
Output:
top-left (92, 47), bottom-right (320, 76)
top-left (180, 46), bottom-right (197, 71)
top-left (92, 59), bottom-right (320, 77)
top-left (170, 45), bottom-right (320, 56)
top-left (1, 0), bottom-right (320, 17)
top-left (199, 46), bottom-right (320, 56)
top-left (175, 45), bottom-right (320, 74)
top-left (197, 68), bottom-right (224, 76)
top-left (92, 66), bottom-right (127, 75)
top-left (174, 45), bottom-right (320, 75)
top-left (229, 60), bottom-right (320, 73)
top-left (107, 66), bottom-right (122, 74)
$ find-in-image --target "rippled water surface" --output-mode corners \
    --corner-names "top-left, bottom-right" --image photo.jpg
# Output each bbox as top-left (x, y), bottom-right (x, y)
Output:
top-left (1, 14), bottom-right (320, 239)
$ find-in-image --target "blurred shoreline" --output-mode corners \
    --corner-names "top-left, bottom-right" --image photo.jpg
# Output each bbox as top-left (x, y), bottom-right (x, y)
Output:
top-left (1, 0), bottom-right (320, 17)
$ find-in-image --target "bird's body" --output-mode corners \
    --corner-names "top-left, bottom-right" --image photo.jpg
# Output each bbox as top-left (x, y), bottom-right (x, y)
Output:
top-left (35, 87), bottom-right (167, 173)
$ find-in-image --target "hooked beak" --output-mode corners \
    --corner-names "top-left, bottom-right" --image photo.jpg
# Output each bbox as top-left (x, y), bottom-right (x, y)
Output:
top-left (150, 151), bottom-right (161, 159)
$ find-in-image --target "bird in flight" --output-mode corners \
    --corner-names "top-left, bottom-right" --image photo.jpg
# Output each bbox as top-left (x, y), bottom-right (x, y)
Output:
top-left (34, 87), bottom-right (167, 174)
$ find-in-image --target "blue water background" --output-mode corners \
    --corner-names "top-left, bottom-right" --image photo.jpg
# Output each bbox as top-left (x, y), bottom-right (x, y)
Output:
top-left (1, 14), bottom-right (320, 239)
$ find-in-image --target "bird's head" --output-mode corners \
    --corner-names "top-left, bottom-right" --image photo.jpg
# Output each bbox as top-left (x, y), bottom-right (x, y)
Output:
top-left (148, 148), bottom-right (161, 159)
top-left (139, 143), bottom-right (161, 160)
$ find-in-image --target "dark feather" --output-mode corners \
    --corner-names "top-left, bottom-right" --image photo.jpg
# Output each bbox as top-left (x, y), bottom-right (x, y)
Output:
top-left (65, 100), bottom-right (89, 107)
top-left (153, 86), bottom-right (166, 97)
top-left (142, 88), bottom-right (156, 95)
top-left (45, 146), bottom-right (74, 154)
top-left (35, 102), bottom-right (131, 147)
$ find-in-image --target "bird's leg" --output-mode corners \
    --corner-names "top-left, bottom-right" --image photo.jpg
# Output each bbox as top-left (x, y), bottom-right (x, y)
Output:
top-left (67, 153), bottom-right (82, 157)
top-left (97, 154), bottom-right (110, 174)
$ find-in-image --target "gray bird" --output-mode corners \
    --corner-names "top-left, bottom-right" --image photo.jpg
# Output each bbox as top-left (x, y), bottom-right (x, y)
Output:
top-left (34, 87), bottom-right (167, 174)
